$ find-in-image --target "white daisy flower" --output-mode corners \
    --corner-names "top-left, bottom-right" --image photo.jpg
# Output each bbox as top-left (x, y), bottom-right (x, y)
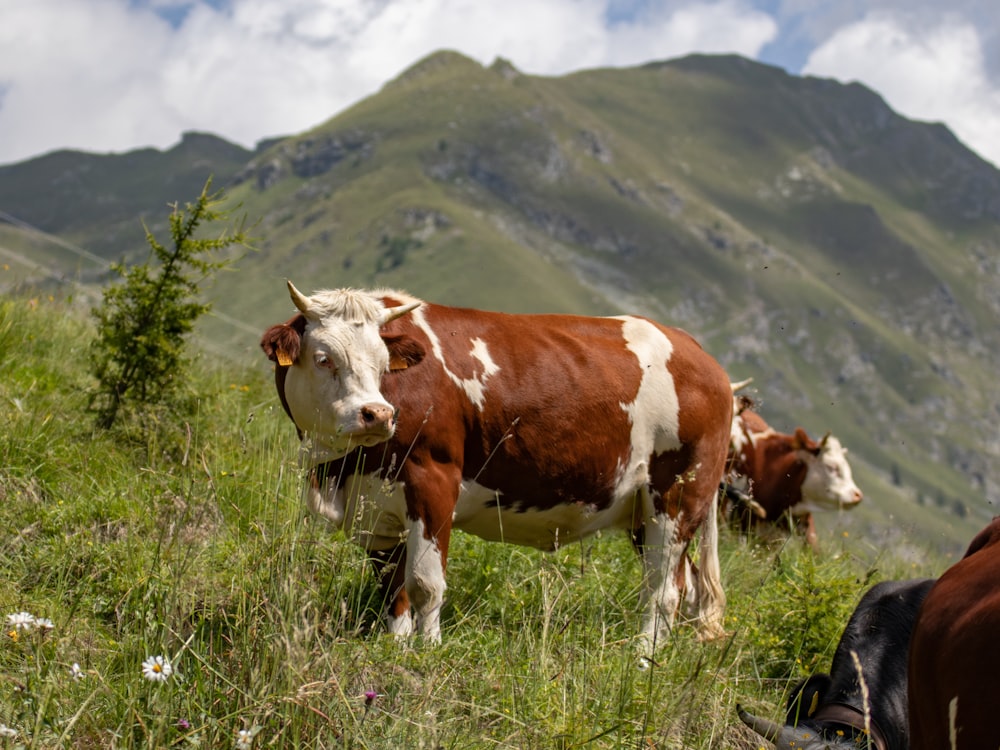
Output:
top-left (0, 724), bottom-right (17, 738)
top-left (6, 612), bottom-right (35, 631)
top-left (141, 655), bottom-right (173, 682)
top-left (235, 725), bottom-right (262, 749)
top-left (70, 662), bottom-right (85, 680)
top-left (34, 617), bottom-right (54, 632)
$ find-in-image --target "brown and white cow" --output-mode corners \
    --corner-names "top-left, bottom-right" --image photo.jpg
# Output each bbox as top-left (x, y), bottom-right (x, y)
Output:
top-left (261, 282), bottom-right (734, 649)
top-left (908, 517), bottom-right (1000, 750)
top-left (725, 395), bottom-right (862, 549)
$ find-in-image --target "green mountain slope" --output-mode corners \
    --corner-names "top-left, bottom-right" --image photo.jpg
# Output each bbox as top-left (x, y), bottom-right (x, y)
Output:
top-left (2, 50), bottom-right (998, 552)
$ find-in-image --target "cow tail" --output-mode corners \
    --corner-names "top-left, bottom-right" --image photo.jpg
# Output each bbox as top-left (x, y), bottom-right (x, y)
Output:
top-left (696, 491), bottom-right (727, 639)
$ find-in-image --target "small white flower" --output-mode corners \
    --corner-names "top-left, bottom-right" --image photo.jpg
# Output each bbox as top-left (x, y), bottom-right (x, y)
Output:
top-left (70, 662), bottom-right (85, 680)
top-left (0, 724), bottom-right (17, 738)
top-left (141, 655), bottom-right (173, 682)
top-left (34, 617), bottom-right (54, 632)
top-left (235, 725), bottom-right (262, 750)
top-left (6, 612), bottom-right (35, 631)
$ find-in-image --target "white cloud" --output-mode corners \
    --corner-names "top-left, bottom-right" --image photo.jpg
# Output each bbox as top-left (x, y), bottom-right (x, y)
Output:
top-left (603, 1), bottom-right (777, 66)
top-left (0, 1), bottom-right (994, 169)
top-left (803, 12), bottom-right (1000, 167)
top-left (0, 0), bottom-right (777, 164)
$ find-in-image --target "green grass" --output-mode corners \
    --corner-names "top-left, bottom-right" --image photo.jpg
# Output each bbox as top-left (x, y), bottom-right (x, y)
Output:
top-left (0, 295), bottom-right (951, 748)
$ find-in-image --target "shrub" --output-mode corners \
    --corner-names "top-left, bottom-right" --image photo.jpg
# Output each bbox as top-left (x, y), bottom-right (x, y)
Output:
top-left (88, 179), bottom-right (251, 430)
top-left (740, 548), bottom-right (874, 679)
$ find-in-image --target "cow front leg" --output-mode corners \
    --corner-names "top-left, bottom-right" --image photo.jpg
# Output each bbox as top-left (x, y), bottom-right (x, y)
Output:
top-left (405, 516), bottom-right (451, 642)
top-left (370, 545), bottom-right (412, 637)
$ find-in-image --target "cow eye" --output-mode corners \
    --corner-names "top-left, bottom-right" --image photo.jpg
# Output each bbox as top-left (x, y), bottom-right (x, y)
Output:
top-left (314, 354), bottom-right (338, 375)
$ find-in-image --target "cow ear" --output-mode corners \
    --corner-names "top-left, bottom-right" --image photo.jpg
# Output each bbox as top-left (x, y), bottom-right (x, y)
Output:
top-left (261, 314), bottom-right (306, 366)
top-left (383, 334), bottom-right (425, 371)
top-left (793, 427), bottom-right (819, 454)
top-left (785, 674), bottom-right (830, 724)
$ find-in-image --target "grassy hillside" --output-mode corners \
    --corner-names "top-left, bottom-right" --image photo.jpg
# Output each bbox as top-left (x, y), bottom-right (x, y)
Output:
top-left (0, 296), bottom-right (957, 748)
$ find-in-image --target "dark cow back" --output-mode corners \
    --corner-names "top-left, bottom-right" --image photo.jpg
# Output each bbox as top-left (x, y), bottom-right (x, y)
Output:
top-left (909, 518), bottom-right (1000, 750)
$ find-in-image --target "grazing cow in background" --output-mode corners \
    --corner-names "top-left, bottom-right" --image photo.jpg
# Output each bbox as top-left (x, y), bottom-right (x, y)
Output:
top-left (908, 517), bottom-right (1000, 750)
top-left (261, 281), bottom-right (734, 649)
top-left (724, 394), bottom-right (863, 549)
top-left (739, 578), bottom-right (935, 749)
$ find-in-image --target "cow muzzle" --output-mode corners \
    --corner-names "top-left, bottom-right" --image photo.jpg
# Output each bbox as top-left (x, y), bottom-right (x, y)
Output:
top-left (356, 402), bottom-right (396, 443)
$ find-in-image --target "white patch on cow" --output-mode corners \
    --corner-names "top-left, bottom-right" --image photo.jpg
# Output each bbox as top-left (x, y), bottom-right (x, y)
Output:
top-left (614, 317), bottom-right (682, 458)
top-left (730, 403), bottom-right (750, 456)
top-left (799, 435), bottom-right (863, 510)
top-left (410, 307), bottom-right (499, 409)
top-left (948, 695), bottom-right (959, 750)
top-left (407, 518), bottom-right (446, 642)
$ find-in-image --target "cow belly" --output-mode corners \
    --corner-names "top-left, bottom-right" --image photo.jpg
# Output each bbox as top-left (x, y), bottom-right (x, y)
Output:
top-left (313, 473), bottom-right (639, 552)
top-left (452, 481), bottom-right (636, 550)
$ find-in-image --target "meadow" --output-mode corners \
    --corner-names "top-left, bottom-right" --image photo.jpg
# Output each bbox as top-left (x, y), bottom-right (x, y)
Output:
top-left (0, 295), bottom-right (941, 749)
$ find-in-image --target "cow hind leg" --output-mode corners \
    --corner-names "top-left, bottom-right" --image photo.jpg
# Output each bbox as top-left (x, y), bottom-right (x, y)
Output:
top-left (691, 490), bottom-right (726, 640)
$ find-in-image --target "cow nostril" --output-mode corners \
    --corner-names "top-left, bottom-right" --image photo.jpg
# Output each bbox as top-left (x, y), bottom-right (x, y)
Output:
top-left (361, 404), bottom-right (392, 427)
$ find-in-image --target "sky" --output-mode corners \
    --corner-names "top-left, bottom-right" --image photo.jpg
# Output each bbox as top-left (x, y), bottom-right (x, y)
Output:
top-left (0, 0), bottom-right (998, 168)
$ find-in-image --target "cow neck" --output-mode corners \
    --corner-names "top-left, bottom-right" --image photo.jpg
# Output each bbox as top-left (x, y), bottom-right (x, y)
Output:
top-left (811, 703), bottom-right (888, 750)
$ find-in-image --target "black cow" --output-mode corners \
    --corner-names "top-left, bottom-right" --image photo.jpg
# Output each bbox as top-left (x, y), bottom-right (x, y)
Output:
top-left (738, 578), bottom-right (935, 750)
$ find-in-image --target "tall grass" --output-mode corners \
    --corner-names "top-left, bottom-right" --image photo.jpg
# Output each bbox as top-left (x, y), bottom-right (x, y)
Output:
top-left (0, 295), bottom-right (941, 748)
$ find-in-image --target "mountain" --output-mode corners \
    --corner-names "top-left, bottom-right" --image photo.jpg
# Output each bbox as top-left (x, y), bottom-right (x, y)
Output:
top-left (2, 50), bottom-right (998, 552)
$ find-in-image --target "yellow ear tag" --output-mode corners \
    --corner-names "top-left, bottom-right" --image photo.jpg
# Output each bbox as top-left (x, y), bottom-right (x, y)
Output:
top-left (389, 355), bottom-right (408, 371)
top-left (277, 350), bottom-right (293, 367)
top-left (808, 691), bottom-right (820, 717)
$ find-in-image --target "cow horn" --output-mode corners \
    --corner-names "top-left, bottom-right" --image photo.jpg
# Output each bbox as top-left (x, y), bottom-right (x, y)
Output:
top-left (731, 377), bottom-right (754, 392)
top-left (737, 704), bottom-right (781, 742)
top-left (819, 431), bottom-right (831, 449)
top-left (380, 300), bottom-right (421, 326)
top-left (287, 280), bottom-right (311, 314)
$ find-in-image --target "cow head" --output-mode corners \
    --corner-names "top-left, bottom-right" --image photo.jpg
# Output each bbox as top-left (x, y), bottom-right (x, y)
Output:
top-left (794, 429), bottom-right (863, 511)
top-left (260, 281), bottom-right (421, 462)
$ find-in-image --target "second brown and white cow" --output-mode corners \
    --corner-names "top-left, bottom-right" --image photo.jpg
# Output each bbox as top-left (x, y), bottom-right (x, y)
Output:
top-left (261, 282), bottom-right (734, 650)
top-left (725, 395), bottom-right (862, 549)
